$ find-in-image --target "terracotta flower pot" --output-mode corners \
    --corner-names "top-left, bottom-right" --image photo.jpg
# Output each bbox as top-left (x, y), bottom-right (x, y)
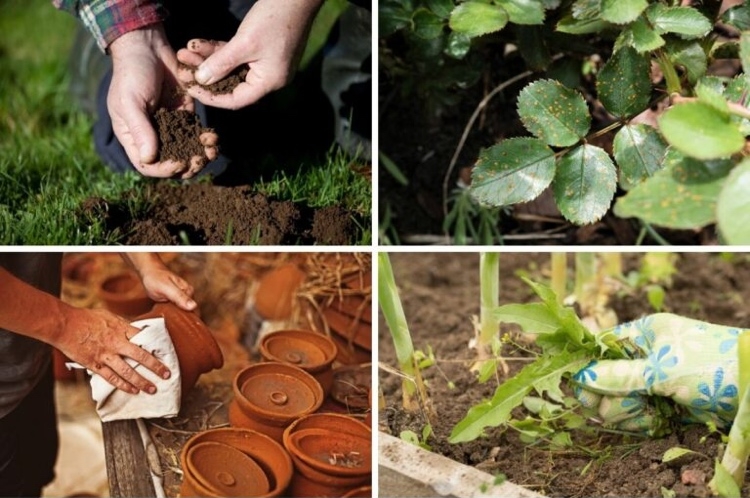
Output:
top-left (259, 330), bottom-right (337, 395)
top-left (228, 363), bottom-right (324, 443)
top-left (62, 254), bottom-right (100, 285)
top-left (323, 307), bottom-right (371, 352)
top-left (180, 428), bottom-right (293, 497)
top-left (98, 271), bottom-right (153, 318)
top-left (329, 295), bottom-right (371, 324)
top-left (342, 485), bottom-right (372, 497)
top-left (254, 263), bottom-right (306, 320)
top-left (287, 428), bottom-right (371, 476)
top-left (137, 302), bottom-right (224, 394)
top-left (282, 413), bottom-right (372, 497)
top-left (330, 364), bottom-right (371, 412)
top-left (185, 441), bottom-right (269, 497)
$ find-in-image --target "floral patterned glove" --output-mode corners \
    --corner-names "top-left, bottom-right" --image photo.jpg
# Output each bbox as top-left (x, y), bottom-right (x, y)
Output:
top-left (572, 313), bottom-right (741, 435)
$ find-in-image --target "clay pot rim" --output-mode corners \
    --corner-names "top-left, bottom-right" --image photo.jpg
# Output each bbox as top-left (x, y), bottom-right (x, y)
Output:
top-left (283, 413), bottom-right (371, 448)
top-left (259, 329), bottom-right (338, 373)
top-left (186, 441), bottom-right (270, 496)
top-left (98, 272), bottom-right (143, 299)
top-left (180, 428), bottom-right (293, 497)
top-left (331, 364), bottom-right (371, 410)
top-left (323, 307), bottom-right (371, 351)
top-left (329, 295), bottom-right (372, 323)
top-left (287, 451), bottom-right (372, 487)
top-left (233, 362), bottom-right (324, 423)
top-left (341, 485), bottom-right (373, 497)
top-left (287, 428), bottom-right (372, 476)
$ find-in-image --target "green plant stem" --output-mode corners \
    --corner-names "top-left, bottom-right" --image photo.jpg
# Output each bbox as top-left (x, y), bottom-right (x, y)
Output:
top-left (550, 253), bottom-right (567, 304)
top-left (642, 222), bottom-right (672, 246)
top-left (574, 253), bottom-right (597, 316)
top-left (378, 253), bottom-right (419, 411)
top-left (479, 252), bottom-right (500, 355)
top-left (711, 332), bottom-right (750, 493)
top-left (601, 254), bottom-right (622, 279)
top-left (657, 50), bottom-right (682, 95)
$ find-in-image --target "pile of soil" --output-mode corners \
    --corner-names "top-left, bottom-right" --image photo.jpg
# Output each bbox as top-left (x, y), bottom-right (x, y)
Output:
top-left (154, 108), bottom-right (213, 166)
top-left (379, 253), bottom-right (750, 497)
top-left (81, 183), bottom-right (359, 245)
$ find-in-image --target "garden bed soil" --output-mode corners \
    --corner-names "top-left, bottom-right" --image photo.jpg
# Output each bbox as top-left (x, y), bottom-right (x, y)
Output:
top-left (81, 183), bottom-right (359, 245)
top-left (379, 252), bottom-right (750, 497)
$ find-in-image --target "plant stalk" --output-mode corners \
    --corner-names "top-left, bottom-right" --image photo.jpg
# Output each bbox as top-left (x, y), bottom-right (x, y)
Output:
top-left (601, 253), bottom-right (622, 279)
top-left (378, 253), bottom-right (419, 411)
top-left (479, 253), bottom-right (500, 353)
top-left (711, 331), bottom-right (750, 494)
top-left (550, 253), bottom-right (567, 304)
top-left (574, 253), bottom-right (597, 316)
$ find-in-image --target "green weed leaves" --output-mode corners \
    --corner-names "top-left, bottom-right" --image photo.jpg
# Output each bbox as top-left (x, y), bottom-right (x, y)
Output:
top-left (600, 0), bottom-right (647, 25)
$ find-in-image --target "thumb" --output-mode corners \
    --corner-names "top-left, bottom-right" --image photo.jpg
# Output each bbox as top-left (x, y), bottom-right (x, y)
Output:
top-left (195, 40), bottom-right (247, 86)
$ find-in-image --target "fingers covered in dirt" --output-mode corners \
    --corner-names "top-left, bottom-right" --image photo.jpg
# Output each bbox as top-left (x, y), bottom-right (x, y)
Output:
top-left (55, 307), bottom-right (171, 395)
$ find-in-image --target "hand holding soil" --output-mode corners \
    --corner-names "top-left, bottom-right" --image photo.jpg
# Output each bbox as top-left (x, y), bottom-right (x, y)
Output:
top-left (108, 25), bottom-right (218, 179)
top-left (175, 0), bottom-right (321, 110)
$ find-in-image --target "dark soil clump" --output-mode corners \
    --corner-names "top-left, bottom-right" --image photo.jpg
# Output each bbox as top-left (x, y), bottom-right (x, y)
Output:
top-left (181, 60), bottom-right (248, 95)
top-left (85, 182), bottom-right (359, 245)
top-left (379, 253), bottom-right (750, 497)
top-left (312, 205), bottom-right (357, 245)
top-left (154, 108), bottom-right (213, 165)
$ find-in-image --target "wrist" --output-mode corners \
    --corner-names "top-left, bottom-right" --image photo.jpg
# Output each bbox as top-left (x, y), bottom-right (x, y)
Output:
top-left (121, 253), bottom-right (166, 278)
top-left (109, 24), bottom-right (170, 59)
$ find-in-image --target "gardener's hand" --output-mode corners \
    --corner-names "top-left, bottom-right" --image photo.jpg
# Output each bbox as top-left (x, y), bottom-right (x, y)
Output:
top-left (572, 313), bottom-right (741, 434)
top-left (121, 253), bottom-right (197, 311)
top-left (175, 0), bottom-right (323, 110)
top-left (109, 25), bottom-right (218, 179)
top-left (54, 307), bottom-right (171, 395)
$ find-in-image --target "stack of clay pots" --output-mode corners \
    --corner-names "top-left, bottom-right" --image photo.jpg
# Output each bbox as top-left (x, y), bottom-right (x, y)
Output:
top-left (220, 327), bottom-right (371, 497)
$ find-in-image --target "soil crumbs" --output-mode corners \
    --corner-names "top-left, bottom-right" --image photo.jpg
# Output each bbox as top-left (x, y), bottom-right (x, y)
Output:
top-left (154, 108), bottom-right (212, 165)
top-left (379, 253), bottom-right (750, 498)
top-left (84, 182), bottom-right (358, 245)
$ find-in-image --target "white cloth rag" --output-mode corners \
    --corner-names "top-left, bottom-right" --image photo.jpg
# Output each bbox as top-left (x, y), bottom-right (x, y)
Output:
top-left (67, 317), bottom-right (182, 422)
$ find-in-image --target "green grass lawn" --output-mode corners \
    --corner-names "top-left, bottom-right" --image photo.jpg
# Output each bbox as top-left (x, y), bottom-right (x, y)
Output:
top-left (0, 0), bottom-right (370, 245)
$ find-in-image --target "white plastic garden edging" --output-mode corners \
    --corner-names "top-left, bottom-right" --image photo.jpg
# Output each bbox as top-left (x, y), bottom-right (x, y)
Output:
top-left (379, 433), bottom-right (546, 498)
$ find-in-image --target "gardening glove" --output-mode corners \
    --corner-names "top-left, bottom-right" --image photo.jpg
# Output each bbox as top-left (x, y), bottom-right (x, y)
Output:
top-left (571, 313), bottom-right (741, 435)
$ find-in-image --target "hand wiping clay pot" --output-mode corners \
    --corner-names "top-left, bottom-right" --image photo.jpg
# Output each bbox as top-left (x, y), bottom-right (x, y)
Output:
top-left (228, 362), bottom-right (324, 443)
top-left (180, 427), bottom-right (293, 497)
top-left (259, 330), bottom-right (338, 396)
top-left (136, 302), bottom-right (224, 394)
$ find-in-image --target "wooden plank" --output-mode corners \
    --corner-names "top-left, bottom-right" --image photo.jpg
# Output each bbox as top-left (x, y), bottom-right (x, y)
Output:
top-left (102, 420), bottom-right (156, 498)
top-left (379, 433), bottom-right (546, 498)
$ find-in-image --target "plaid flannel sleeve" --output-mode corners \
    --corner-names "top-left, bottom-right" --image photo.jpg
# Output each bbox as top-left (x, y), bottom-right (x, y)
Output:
top-left (52, 0), bottom-right (167, 51)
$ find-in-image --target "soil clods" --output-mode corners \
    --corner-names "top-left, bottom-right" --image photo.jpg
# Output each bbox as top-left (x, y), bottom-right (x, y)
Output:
top-left (154, 108), bottom-right (213, 166)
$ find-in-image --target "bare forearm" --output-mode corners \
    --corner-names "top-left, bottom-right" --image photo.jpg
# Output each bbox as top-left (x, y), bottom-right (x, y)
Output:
top-left (0, 267), bottom-right (68, 346)
top-left (120, 252), bottom-right (166, 278)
